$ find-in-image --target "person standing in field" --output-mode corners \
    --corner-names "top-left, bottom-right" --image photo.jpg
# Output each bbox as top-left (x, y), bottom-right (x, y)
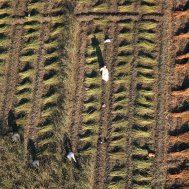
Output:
top-left (100, 65), bottom-right (109, 82)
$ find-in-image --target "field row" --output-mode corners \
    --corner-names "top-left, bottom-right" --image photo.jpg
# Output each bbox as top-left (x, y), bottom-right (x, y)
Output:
top-left (75, 0), bottom-right (163, 15)
top-left (0, 0), bottom-right (64, 160)
top-left (167, 1), bottom-right (189, 188)
top-left (69, 13), bottom-right (162, 188)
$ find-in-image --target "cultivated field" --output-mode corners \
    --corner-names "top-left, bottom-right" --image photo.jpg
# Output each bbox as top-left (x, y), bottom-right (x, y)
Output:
top-left (0, 0), bottom-right (188, 189)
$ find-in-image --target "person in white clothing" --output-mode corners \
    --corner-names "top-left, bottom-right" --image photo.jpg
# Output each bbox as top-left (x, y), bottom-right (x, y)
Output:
top-left (67, 152), bottom-right (76, 162)
top-left (104, 39), bottom-right (111, 43)
top-left (100, 66), bottom-right (109, 82)
top-left (31, 160), bottom-right (39, 168)
top-left (12, 133), bottom-right (20, 142)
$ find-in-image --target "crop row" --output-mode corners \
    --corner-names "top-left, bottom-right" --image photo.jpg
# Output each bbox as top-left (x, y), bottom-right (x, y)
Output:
top-left (132, 18), bottom-right (159, 189)
top-left (0, 0), bottom-right (12, 115)
top-left (76, 0), bottom-right (162, 14)
top-left (107, 17), bottom-right (160, 188)
top-left (15, 0), bottom-right (63, 159)
top-left (78, 24), bottom-right (105, 156)
top-left (107, 19), bottom-right (134, 189)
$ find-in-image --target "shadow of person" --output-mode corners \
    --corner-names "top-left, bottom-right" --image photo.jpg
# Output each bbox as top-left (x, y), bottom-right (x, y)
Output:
top-left (8, 110), bottom-right (18, 133)
top-left (27, 138), bottom-right (37, 162)
top-left (91, 35), bottom-right (105, 69)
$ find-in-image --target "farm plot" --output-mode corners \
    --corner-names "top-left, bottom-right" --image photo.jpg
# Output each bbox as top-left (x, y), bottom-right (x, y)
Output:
top-left (0, 0), bottom-right (188, 189)
top-left (166, 1), bottom-right (189, 188)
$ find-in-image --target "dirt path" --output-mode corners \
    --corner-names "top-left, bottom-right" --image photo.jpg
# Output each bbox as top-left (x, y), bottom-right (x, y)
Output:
top-left (93, 22), bottom-right (117, 189)
top-left (70, 22), bottom-right (88, 152)
top-left (152, 0), bottom-right (175, 187)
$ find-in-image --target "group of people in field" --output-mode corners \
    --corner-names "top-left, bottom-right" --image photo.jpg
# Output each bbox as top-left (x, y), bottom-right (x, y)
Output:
top-left (6, 109), bottom-right (77, 169)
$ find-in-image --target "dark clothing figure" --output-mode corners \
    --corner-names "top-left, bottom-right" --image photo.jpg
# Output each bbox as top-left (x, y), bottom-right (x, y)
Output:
top-left (8, 110), bottom-right (18, 133)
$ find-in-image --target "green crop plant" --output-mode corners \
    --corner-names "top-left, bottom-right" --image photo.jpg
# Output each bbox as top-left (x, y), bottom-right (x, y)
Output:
top-left (85, 77), bottom-right (101, 85)
top-left (109, 138), bottom-right (126, 147)
top-left (133, 147), bottom-right (148, 156)
top-left (85, 88), bottom-right (101, 96)
top-left (0, 17), bottom-right (10, 25)
top-left (119, 33), bottom-right (133, 41)
top-left (44, 40), bottom-right (59, 49)
top-left (109, 152), bottom-right (126, 161)
top-left (133, 160), bottom-right (152, 170)
top-left (118, 22), bottom-right (134, 30)
top-left (41, 108), bottom-right (56, 119)
top-left (86, 56), bottom-right (98, 64)
top-left (0, 53), bottom-right (8, 61)
top-left (112, 108), bottom-right (126, 115)
top-left (138, 32), bottom-right (156, 42)
top-left (138, 40), bottom-right (156, 51)
top-left (135, 106), bottom-right (154, 116)
top-left (118, 5), bottom-right (134, 13)
top-left (15, 102), bottom-right (32, 113)
top-left (82, 111), bottom-right (100, 122)
top-left (108, 180), bottom-right (125, 189)
top-left (112, 120), bottom-right (128, 129)
top-left (50, 27), bottom-right (63, 38)
top-left (142, 0), bottom-right (156, 3)
top-left (43, 93), bottom-right (60, 105)
top-left (118, 45), bottom-right (133, 53)
top-left (24, 23), bottom-right (40, 30)
top-left (37, 138), bottom-right (54, 147)
top-left (78, 0), bottom-right (91, 3)
top-left (16, 91), bottom-right (32, 101)
top-left (93, 19), bottom-right (109, 26)
top-left (110, 169), bottom-right (126, 177)
top-left (28, 2), bottom-right (45, 12)
top-left (136, 95), bottom-right (153, 107)
top-left (85, 63), bottom-right (99, 70)
top-left (26, 15), bottom-right (41, 22)
top-left (92, 4), bottom-right (109, 12)
top-left (23, 39), bottom-right (40, 49)
top-left (16, 117), bottom-right (28, 126)
top-left (114, 91), bottom-right (127, 98)
top-left (138, 56), bottom-right (157, 67)
top-left (51, 16), bottom-right (63, 24)
top-left (134, 117), bottom-right (154, 127)
top-left (114, 62), bottom-right (131, 72)
top-left (45, 62), bottom-right (60, 72)
top-left (132, 130), bottom-right (150, 138)
top-left (139, 21), bottom-right (158, 30)
top-left (79, 147), bottom-right (97, 156)
top-left (19, 69), bottom-right (35, 80)
top-left (137, 67), bottom-right (154, 75)
top-left (0, 26), bottom-right (10, 34)
top-left (20, 54), bottom-right (37, 63)
top-left (89, 32), bottom-right (104, 40)
top-left (114, 98), bottom-right (128, 106)
top-left (111, 130), bottom-right (125, 138)
top-left (84, 101), bottom-right (100, 109)
top-left (141, 5), bottom-right (159, 14)
top-left (139, 89), bottom-right (154, 97)
top-left (23, 31), bottom-right (39, 40)
top-left (80, 135), bottom-right (98, 142)
top-left (133, 185), bottom-right (151, 189)
top-left (44, 76), bottom-right (59, 86)
top-left (137, 74), bottom-right (155, 84)
top-left (17, 83), bottom-right (32, 91)
top-left (133, 174), bottom-right (152, 182)
top-left (114, 78), bottom-right (129, 85)
top-left (0, 8), bottom-right (12, 15)
top-left (80, 125), bottom-right (99, 132)
top-left (37, 125), bottom-right (54, 136)
top-left (0, 38), bottom-right (10, 47)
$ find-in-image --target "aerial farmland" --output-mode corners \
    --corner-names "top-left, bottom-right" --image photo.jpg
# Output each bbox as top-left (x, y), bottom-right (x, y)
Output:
top-left (0, 0), bottom-right (188, 189)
